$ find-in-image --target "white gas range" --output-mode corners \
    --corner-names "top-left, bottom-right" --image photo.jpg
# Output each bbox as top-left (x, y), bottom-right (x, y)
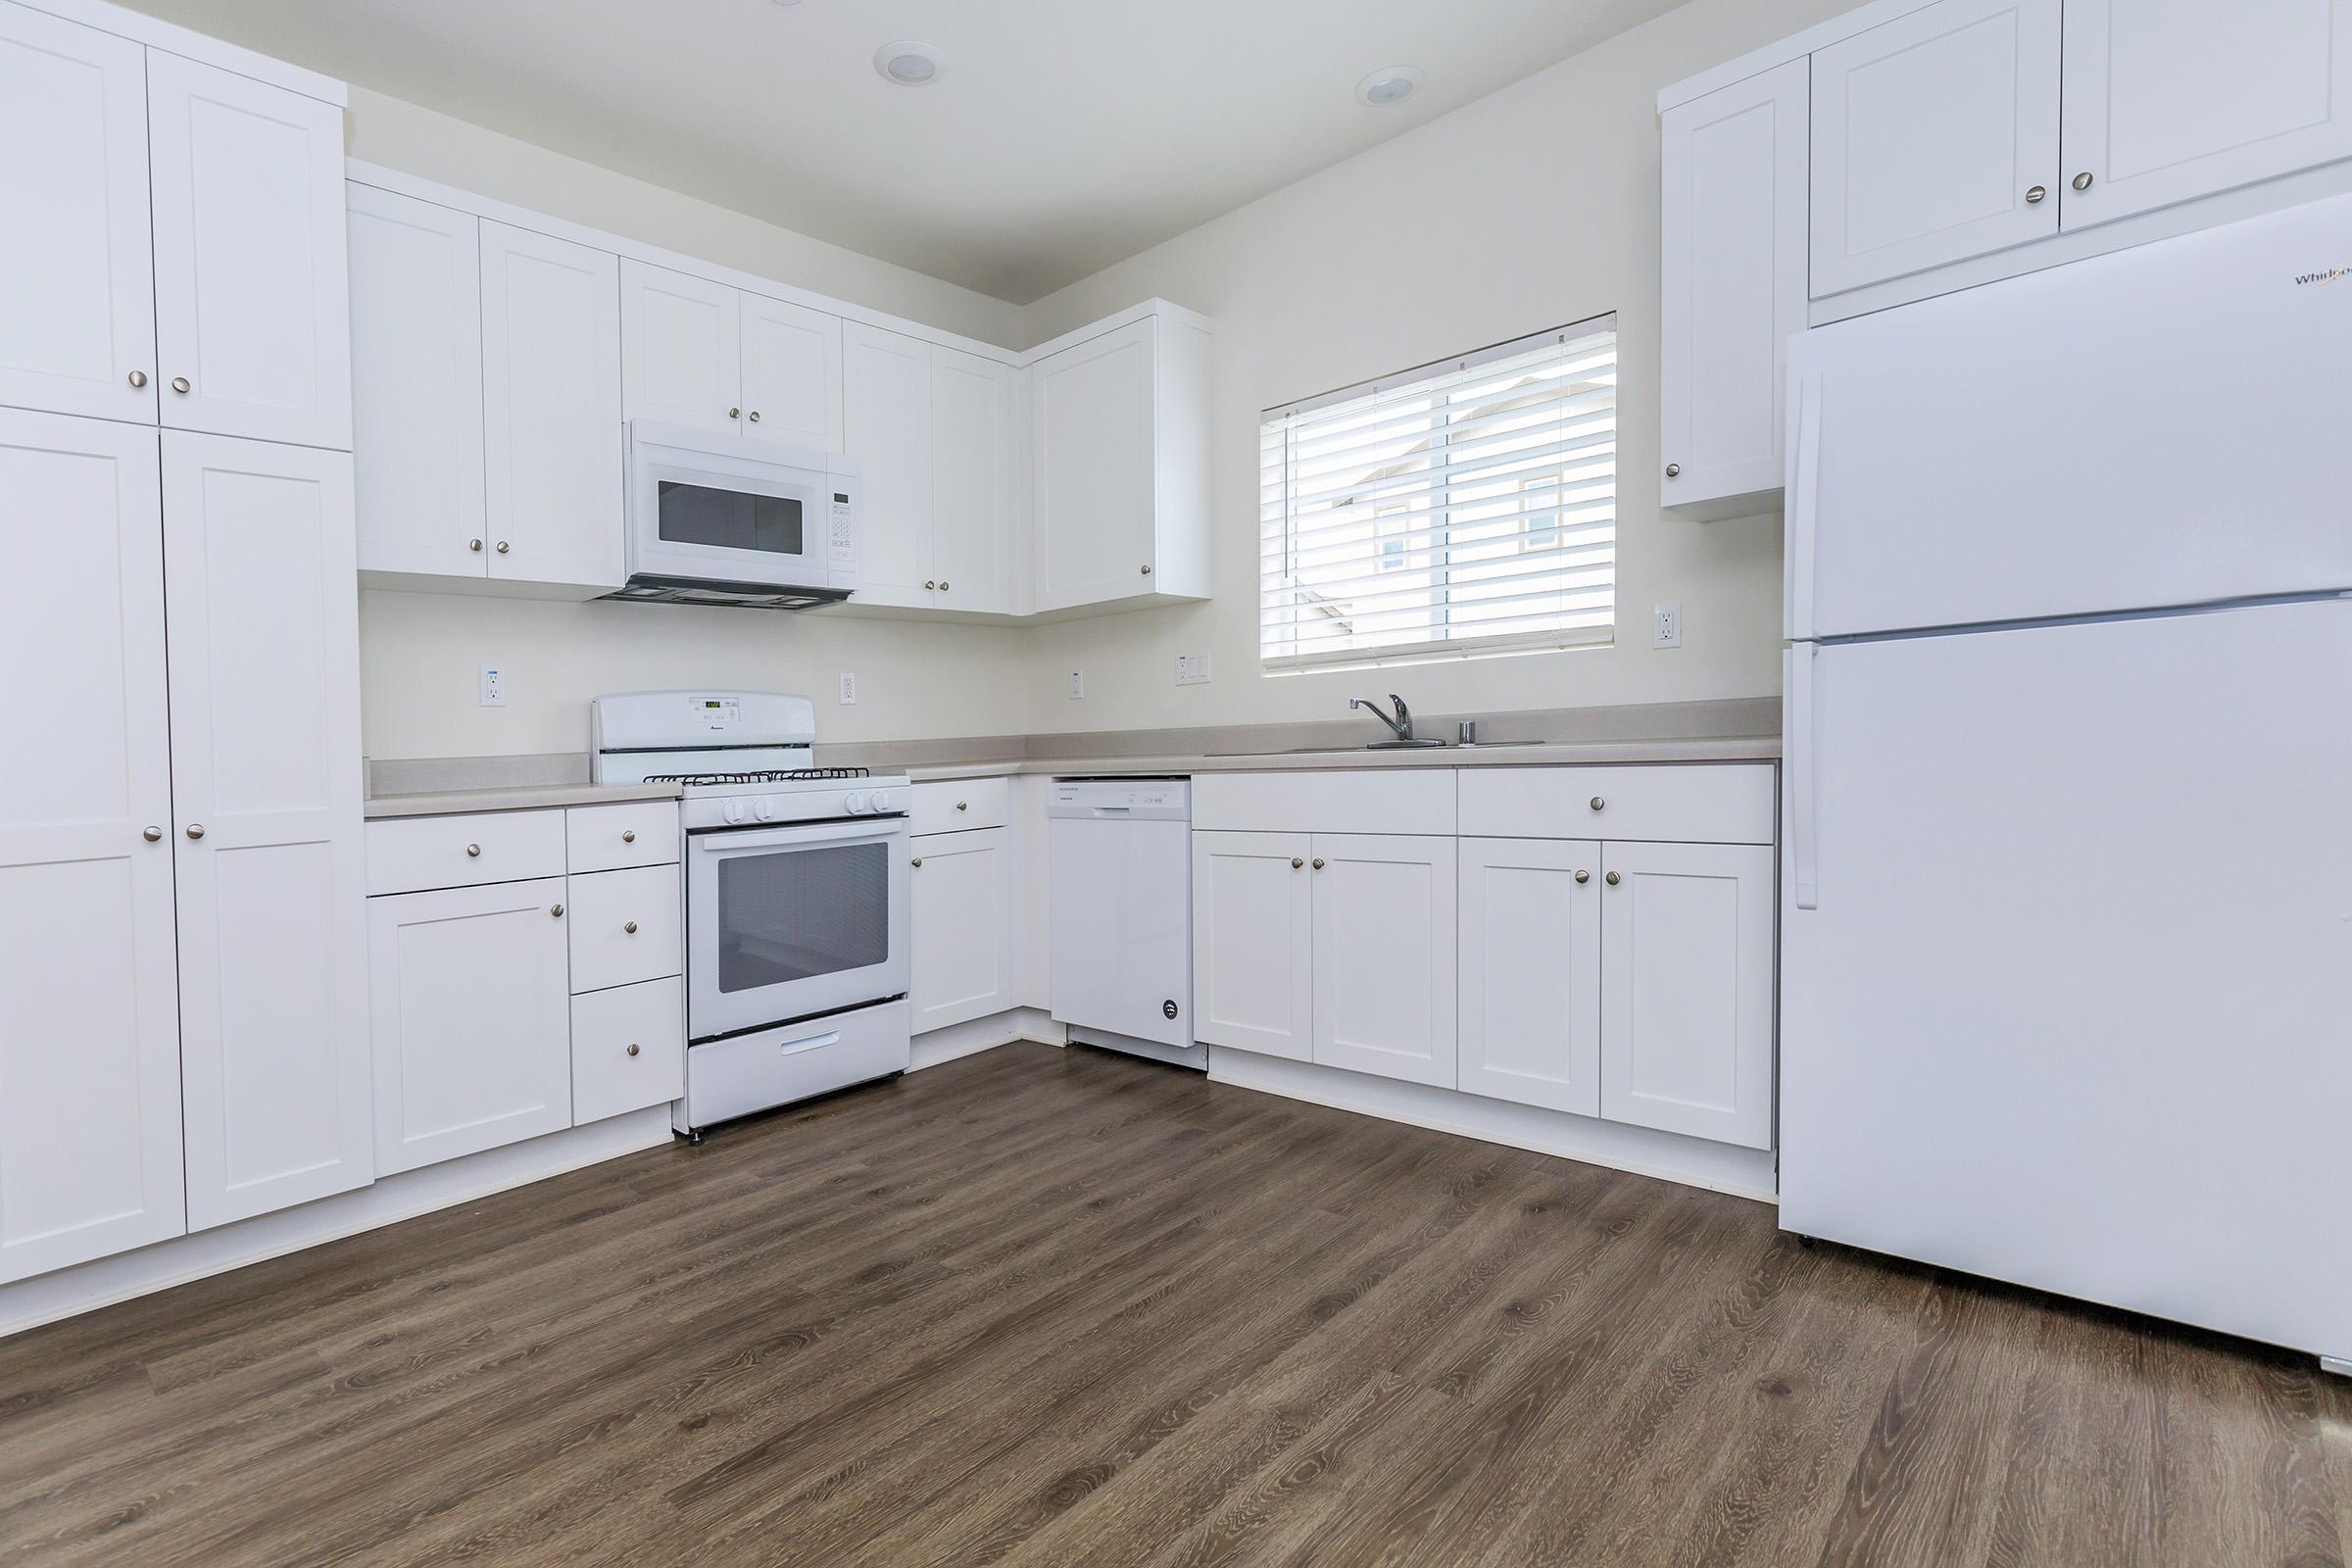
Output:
top-left (592, 690), bottom-right (911, 1142)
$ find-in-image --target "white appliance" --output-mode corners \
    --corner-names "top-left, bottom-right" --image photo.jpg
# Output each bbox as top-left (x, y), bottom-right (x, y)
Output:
top-left (1780, 191), bottom-right (2352, 1373)
top-left (612, 421), bottom-right (860, 608)
top-left (1048, 779), bottom-right (1201, 1070)
top-left (592, 691), bottom-right (911, 1138)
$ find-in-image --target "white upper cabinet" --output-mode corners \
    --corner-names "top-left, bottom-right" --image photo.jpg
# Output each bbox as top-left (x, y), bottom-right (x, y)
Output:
top-left (480, 220), bottom-right (623, 591)
top-left (619, 260), bottom-right (741, 436)
top-left (146, 50), bottom-right (351, 449)
top-left (161, 433), bottom-right (371, 1229)
top-left (0, 410), bottom-right (185, 1284)
top-left (842, 320), bottom-right (934, 607)
top-left (2060, 0), bottom-right (2352, 228)
top-left (347, 184), bottom-right (485, 579)
top-left (741, 292), bottom-right (843, 452)
top-left (1031, 308), bottom-right (1211, 614)
top-left (1658, 58), bottom-right (1808, 515)
top-left (929, 346), bottom-right (1022, 615)
top-left (0, 3), bottom-right (156, 424)
top-left (1809, 0), bottom-right (2063, 296)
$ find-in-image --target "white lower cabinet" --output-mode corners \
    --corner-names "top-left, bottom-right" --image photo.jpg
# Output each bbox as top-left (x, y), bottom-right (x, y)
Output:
top-left (571, 977), bottom-right (685, 1124)
top-left (1191, 831), bottom-right (1314, 1062)
top-left (909, 826), bottom-right (1015, 1033)
top-left (1310, 835), bottom-right (1457, 1089)
top-left (1456, 838), bottom-right (1602, 1117)
top-left (1596, 841), bottom-right (1777, 1151)
top-left (565, 864), bottom-right (683, 992)
top-left (368, 876), bottom-right (573, 1174)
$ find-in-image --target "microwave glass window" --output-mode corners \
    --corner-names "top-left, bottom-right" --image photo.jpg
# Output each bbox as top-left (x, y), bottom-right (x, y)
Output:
top-left (657, 481), bottom-right (806, 557)
top-left (715, 843), bottom-right (889, 993)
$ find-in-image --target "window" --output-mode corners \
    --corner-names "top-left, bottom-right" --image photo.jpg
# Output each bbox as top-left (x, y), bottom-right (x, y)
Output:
top-left (1258, 318), bottom-right (1617, 672)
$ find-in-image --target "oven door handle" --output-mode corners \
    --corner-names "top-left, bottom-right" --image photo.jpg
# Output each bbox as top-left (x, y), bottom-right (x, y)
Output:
top-left (696, 820), bottom-right (905, 853)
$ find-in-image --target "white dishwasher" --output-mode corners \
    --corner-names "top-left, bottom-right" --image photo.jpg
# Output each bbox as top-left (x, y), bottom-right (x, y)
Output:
top-left (1048, 778), bottom-right (1201, 1069)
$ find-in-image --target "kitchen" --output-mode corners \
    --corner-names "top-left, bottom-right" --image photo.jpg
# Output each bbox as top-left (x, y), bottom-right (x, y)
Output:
top-left (2, 0), bottom-right (2348, 1562)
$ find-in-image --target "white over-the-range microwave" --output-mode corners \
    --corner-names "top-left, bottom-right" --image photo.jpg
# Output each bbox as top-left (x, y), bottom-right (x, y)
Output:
top-left (608, 420), bottom-right (861, 609)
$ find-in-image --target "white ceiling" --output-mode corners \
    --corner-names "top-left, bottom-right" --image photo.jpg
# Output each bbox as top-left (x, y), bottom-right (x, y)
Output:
top-left (113, 0), bottom-right (1684, 304)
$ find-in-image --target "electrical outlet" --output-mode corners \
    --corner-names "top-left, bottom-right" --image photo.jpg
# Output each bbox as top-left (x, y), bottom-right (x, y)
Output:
top-left (479, 664), bottom-right (506, 708)
top-left (1651, 602), bottom-right (1683, 650)
top-left (837, 672), bottom-right (858, 705)
top-left (1067, 668), bottom-right (1085, 700)
top-left (1175, 651), bottom-right (1212, 686)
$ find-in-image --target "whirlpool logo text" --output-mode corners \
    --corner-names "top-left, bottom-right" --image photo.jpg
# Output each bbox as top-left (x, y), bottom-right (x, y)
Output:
top-left (2293, 264), bottom-right (2351, 287)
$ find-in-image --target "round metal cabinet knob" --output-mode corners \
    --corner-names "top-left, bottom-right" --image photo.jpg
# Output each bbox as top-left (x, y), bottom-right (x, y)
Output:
top-left (466, 843), bottom-right (481, 858)
top-left (128, 370), bottom-right (148, 389)
top-left (143, 825), bottom-right (164, 843)
top-left (956, 801), bottom-right (968, 812)
top-left (1311, 858), bottom-right (1326, 870)
top-left (184, 823), bottom-right (205, 840)
top-left (748, 411), bottom-right (761, 422)
top-left (728, 408), bottom-right (741, 419)
top-left (2073, 172), bottom-right (2094, 191)
top-left (1604, 870), bottom-right (1622, 886)
top-left (1664, 463), bottom-right (1681, 478)
top-left (2026, 185), bottom-right (2047, 204)
top-left (551, 903), bottom-right (564, 917)
top-left (1574, 868), bottom-right (1591, 885)
top-left (1141, 564), bottom-right (1152, 575)
top-left (938, 580), bottom-right (950, 591)
top-left (496, 541), bottom-right (511, 555)
top-left (468, 538), bottom-right (484, 552)
top-left (1590, 796), bottom-right (1606, 811)
top-left (1291, 857), bottom-right (1304, 869)
top-left (626, 1043), bottom-right (641, 1057)
top-left (171, 376), bottom-right (189, 394)
top-left (621, 829), bottom-right (636, 843)
top-left (924, 580), bottom-right (937, 591)
top-left (624, 920), bottom-right (639, 935)
top-left (910, 857), bottom-right (923, 868)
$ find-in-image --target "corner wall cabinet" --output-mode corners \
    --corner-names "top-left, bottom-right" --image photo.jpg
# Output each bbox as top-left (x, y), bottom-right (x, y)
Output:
top-left (1660, 0), bottom-right (2352, 514)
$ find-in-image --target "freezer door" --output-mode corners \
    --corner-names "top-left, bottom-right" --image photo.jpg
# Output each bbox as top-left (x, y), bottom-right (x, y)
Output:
top-left (1781, 599), bottom-right (2352, 1360)
top-left (1787, 191), bottom-right (2352, 640)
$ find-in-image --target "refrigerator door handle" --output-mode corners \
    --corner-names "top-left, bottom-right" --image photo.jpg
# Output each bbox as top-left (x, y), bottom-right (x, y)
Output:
top-left (1788, 642), bottom-right (1819, 909)
top-left (1786, 372), bottom-right (1822, 642)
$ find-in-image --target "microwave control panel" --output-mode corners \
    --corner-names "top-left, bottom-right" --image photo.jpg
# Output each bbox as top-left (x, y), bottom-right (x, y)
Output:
top-left (828, 490), bottom-right (857, 574)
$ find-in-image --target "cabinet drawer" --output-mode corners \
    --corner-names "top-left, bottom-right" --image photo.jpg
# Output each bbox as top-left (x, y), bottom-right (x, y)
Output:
top-left (565, 800), bottom-right (679, 873)
top-left (367, 809), bottom-right (566, 895)
top-left (566, 864), bottom-right (682, 992)
top-left (1459, 765), bottom-right (1775, 845)
top-left (910, 776), bottom-right (1008, 835)
top-left (1193, 770), bottom-right (1454, 836)
top-left (571, 977), bottom-right (684, 1124)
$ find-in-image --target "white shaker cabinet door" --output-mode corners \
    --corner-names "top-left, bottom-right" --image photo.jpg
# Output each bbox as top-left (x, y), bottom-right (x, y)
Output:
top-left (0, 4), bottom-right (156, 423)
top-left (842, 320), bottom-right (933, 607)
top-left (1456, 838), bottom-right (1602, 1117)
top-left (1190, 830), bottom-right (1313, 1061)
top-left (480, 220), bottom-right (624, 591)
top-left (162, 432), bottom-right (372, 1229)
top-left (347, 183), bottom-right (486, 580)
top-left (740, 292), bottom-right (844, 453)
top-left (1658, 59), bottom-right (1808, 513)
top-left (620, 259), bottom-right (742, 436)
top-left (1031, 317), bottom-right (1154, 612)
top-left (1310, 834), bottom-right (1457, 1090)
top-left (146, 51), bottom-right (351, 449)
top-left (1809, 0), bottom-right (2063, 296)
top-left (1597, 841), bottom-right (1776, 1151)
top-left (0, 411), bottom-right (185, 1282)
top-left (910, 827), bottom-right (1016, 1034)
top-left (369, 877), bottom-right (573, 1175)
top-left (2060, 0), bottom-right (2352, 229)
top-left (929, 347), bottom-right (1021, 615)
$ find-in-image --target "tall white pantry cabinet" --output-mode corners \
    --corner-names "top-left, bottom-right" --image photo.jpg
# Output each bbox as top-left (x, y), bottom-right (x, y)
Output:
top-left (0, 0), bottom-right (366, 1282)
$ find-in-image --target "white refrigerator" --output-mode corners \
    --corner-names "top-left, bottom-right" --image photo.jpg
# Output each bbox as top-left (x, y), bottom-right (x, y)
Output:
top-left (1779, 191), bottom-right (2352, 1370)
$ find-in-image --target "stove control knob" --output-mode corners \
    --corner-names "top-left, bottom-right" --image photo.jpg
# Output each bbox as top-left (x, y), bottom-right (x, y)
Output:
top-left (843, 791), bottom-right (869, 815)
top-left (722, 800), bottom-right (748, 825)
top-left (754, 798), bottom-right (778, 823)
top-left (867, 790), bottom-right (895, 814)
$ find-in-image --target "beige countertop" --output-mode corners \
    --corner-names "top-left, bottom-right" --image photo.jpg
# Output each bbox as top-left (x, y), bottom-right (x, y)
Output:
top-left (901, 734), bottom-right (1780, 783)
top-left (363, 780), bottom-right (682, 819)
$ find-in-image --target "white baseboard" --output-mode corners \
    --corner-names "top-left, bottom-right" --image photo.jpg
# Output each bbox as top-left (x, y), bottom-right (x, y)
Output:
top-left (908, 1006), bottom-right (1059, 1071)
top-left (1208, 1051), bottom-right (1779, 1204)
top-left (0, 1107), bottom-right (674, 1339)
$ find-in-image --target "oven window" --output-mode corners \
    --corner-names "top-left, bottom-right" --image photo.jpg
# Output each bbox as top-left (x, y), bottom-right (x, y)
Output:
top-left (658, 481), bottom-right (806, 557)
top-left (715, 842), bottom-right (889, 992)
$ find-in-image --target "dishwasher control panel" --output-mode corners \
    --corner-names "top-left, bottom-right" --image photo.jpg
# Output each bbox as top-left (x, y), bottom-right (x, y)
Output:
top-left (1048, 779), bottom-right (1192, 820)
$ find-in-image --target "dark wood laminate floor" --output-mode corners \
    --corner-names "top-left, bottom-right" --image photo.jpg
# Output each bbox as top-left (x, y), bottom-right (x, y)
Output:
top-left (2, 1043), bottom-right (2347, 1567)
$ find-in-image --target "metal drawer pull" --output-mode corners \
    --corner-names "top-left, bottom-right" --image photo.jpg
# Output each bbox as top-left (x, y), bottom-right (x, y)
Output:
top-left (626, 1043), bottom-right (641, 1057)
top-left (1604, 871), bottom-right (1622, 886)
top-left (748, 411), bottom-right (761, 422)
top-left (1574, 869), bottom-right (1591, 884)
top-left (466, 843), bottom-right (481, 858)
top-left (621, 829), bottom-right (636, 843)
top-left (2073, 172), bottom-right (2094, 191)
top-left (911, 858), bottom-right (923, 868)
top-left (128, 370), bottom-right (148, 388)
top-left (624, 920), bottom-right (639, 934)
top-left (468, 538), bottom-right (484, 552)
top-left (184, 823), bottom-right (205, 840)
top-left (1589, 796), bottom-right (1606, 811)
top-left (2026, 185), bottom-right (2047, 204)
top-left (728, 407), bottom-right (741, 419)
top-left (496, 541), bottom-right (511, 555)
top-left (1311, 858), bottom-right (1326, 870)
top-left (171, 376), bottom-right (189, 394)
top-left (956, 801), bottom-right (967, 811)
top-left (551, 903), bottom-right (564, 917)
top-left (143, 825), bottom-right (164, 843)
top-left (1291, 857), bottom-right (1303, 869)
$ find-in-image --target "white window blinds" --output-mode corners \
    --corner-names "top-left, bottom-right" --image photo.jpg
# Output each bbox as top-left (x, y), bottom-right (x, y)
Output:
top-left (1259, 318), bottom-right (1617, 672)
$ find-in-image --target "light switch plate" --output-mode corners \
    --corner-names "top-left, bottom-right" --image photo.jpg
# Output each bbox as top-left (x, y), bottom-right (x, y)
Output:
top-left (1067, 668), bottom-right (1085, 700)
top-left (838, 672), bottom-right (857, 705)
top-left (479, 664), bottom-right (506, 707)
top-left (1651, 602), bottom-right (1683, 650)
top-left (1175, 651), bottom-right (1212, 686)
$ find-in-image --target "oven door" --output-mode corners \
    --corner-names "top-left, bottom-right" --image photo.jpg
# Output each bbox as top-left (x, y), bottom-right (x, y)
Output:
top-left (686, 818), bottom-right (910, 1040)
top-left (628, 422), bottom-right (834, 589)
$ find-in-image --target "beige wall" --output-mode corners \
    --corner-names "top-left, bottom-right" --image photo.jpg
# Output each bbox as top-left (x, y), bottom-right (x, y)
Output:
top-left (343, 90), bottom-right (1037, 761)
top-left (1012, 0), bottom-right (1847, 736)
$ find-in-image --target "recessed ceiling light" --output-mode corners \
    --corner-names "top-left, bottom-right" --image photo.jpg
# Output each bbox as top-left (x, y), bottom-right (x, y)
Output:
top-left (874, 40), bottom-right (946, 86)
top-left (1355, 66), bottom-right (1424, 107)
